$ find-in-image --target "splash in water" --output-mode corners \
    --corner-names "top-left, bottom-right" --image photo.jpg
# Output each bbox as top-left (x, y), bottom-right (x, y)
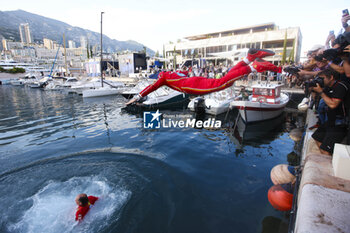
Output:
top-left (8, 176), bottom-right (131, 233)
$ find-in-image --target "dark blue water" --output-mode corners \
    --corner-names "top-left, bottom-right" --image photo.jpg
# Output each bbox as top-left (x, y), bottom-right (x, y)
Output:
top-left (0, 85), bottom-right (299, 233)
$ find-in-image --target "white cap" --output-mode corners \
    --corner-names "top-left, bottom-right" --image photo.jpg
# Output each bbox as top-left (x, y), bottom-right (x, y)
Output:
top-left (309, 44), bottom-right (325, 52)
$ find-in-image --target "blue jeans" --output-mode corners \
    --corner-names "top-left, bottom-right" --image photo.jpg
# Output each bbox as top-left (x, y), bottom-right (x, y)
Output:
top-left (317, 99), bottom-right (328, 124)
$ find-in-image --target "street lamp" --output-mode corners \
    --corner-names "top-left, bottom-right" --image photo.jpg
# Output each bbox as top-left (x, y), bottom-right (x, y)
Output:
top-left (100, 11), bottom-right (104, 87)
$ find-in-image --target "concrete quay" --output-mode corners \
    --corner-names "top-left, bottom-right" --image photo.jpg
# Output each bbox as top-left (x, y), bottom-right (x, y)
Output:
top-left (294, 109), bottom-right (350, 233)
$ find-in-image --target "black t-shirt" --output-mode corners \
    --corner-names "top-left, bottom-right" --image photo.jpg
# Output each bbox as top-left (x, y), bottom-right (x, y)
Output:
top-left (324, 81), bottom-right (348, 126)
top-left (340, 73), bottom-right (350, 85)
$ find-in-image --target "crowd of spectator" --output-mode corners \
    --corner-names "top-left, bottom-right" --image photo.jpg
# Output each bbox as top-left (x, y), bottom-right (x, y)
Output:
top-left (283, 10), bottom-right (350, 155)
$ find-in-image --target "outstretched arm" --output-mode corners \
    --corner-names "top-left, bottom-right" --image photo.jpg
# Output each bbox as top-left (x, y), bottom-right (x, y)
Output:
top-left (126, 72), bottom-right (166, 105)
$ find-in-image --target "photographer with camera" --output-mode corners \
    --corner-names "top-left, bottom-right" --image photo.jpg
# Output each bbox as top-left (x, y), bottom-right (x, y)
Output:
top-left (311, 68), bottom-right (349, 155)
top-left (321, 31), bottom-right (350, 80)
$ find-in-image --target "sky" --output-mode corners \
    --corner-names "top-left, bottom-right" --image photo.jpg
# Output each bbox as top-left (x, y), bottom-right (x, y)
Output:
top-left (2, 0), bottom-right (349, 55)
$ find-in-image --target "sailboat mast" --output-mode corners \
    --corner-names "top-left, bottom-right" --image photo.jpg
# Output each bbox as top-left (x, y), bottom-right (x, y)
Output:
top-left (100, 12), bottom-right (104, 87)
top-left (63, 33), bottom-right (68, 76)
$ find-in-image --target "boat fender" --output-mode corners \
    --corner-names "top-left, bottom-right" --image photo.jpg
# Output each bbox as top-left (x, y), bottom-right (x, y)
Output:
top-left (270, 164), bottom-right (296, 185)
top-left (298, 103), bottom-right (308, 112)
top-left (289, 128), bottom-right (303, 142)
top-left (267, 183), bottom-right (294, 211)
top-left (298, 98), bottom-right (309, 111)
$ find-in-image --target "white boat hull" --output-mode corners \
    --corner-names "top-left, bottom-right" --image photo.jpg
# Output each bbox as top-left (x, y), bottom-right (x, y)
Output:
top-left (142, 91), bottom-right (187, 107)
top-left (188, 87), bottom-right (236, 115)
top-left (188, 97), bottom-right (234, 115)
top-left (10, 80), bottom-right (24, 86)
top-left (82, 87), bottom-right (124, 98)
top-left (231, 93), bottom-right (289, 123)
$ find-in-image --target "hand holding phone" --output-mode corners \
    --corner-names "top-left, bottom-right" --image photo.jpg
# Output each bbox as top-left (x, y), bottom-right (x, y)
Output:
top-left (342, 9), bottom-right (350, 26)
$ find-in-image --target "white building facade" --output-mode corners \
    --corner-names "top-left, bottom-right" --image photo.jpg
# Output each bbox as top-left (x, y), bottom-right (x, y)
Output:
top-left (164, 23), bottom-right (302, 66)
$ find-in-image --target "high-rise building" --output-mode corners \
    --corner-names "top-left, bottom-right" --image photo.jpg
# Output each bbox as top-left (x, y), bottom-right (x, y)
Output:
top-left (19, 23), bottom-right (33, 44)
top-left (68, 40), bottom-right (76, 48)
top-left (80, 36), bottom-right (87, 49)
top-left (2, 39), bottom-right (8, 50)
top-left (43, 38), bottom-right (54, 49)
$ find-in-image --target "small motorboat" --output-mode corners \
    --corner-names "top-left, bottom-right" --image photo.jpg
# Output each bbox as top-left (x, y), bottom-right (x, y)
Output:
top-left (82, 86), bottom-right (125, 98)
top-left (122, 79), bottom-right (188, 109)
top-left (21, 73), bottom-right (40, 85)
top-left (29, 76), bottom-right (50, 88)
top-left (230, 84), bottom-right (289, 123)
top-left (187, 86), bottom-right (236, 115)
top-left (136, 86), bottom-right (189, 109)
top-left (121, 79), bottom-right (154, 99)
top-left (10, 79), bottom-right (25, 86)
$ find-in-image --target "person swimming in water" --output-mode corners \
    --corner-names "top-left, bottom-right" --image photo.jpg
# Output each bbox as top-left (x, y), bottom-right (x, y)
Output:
top-left (75, 193), bottom-right (99, 221)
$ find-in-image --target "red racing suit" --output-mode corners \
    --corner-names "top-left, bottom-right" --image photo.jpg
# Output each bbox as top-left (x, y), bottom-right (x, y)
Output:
top-left (75, 196), bottom-right (99, 221)
top-left (139, 61), bottom-right (250, 97)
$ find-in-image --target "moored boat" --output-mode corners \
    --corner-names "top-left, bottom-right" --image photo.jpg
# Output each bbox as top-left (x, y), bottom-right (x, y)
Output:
top-left (230, 84), bottom-right (289, 123)
top-left (187, 87), bottom-right (236, 115)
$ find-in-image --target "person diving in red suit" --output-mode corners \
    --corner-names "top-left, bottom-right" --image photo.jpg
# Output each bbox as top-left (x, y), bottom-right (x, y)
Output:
top-left (126, 49), bottom-right (281, 105)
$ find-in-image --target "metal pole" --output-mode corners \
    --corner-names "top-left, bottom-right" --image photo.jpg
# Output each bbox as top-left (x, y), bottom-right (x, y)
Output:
top-left (100, 12), bottom-right (104, 87)
top-left (63, 33), bottom-right (68, 76)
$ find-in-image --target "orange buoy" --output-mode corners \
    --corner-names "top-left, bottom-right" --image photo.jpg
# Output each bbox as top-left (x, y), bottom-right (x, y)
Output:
top-left (270, 164), bottom-right (296, 185)
top-left (268, 183), bottom-right (293, 211)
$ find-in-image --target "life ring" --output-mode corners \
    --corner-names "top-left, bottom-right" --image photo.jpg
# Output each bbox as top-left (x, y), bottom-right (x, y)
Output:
top-left (257, 96), bottom-right (267, 103)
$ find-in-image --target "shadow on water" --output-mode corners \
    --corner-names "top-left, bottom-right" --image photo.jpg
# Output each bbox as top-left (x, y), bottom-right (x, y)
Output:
top-left (261, 216), bottom-right (289, 233)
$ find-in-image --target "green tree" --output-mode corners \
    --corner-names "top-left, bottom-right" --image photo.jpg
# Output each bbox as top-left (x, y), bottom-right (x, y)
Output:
top-left (288, 39), bottom-right (296, 64)
top-left (87, 44), bottom-right (90, 59)
top-left (155, 50), bottom-right (159, 57)
top-left (281, 30), bottom-right (287, 65)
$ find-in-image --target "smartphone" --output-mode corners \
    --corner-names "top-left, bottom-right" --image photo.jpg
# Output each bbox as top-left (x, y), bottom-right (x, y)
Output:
top-left (329, 30), bottom-right (334, 35)
top-left (343, 9), bottom-right (349, 16)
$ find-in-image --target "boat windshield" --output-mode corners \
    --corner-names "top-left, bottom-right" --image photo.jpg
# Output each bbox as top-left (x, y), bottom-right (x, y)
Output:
top-left (253, 88), bottom-right (272, 96)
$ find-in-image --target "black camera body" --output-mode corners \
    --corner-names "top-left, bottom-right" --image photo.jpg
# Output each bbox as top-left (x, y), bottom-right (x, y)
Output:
top-left (324, 31), bottom-right (350, 62)
top-left (305, 76), bottom-right (324, 88)
top-left (283, 66), bottom-right (301, 77)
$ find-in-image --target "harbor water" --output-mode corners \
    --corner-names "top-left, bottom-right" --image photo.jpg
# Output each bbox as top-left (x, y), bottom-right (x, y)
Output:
top-left (0, 85), bottom-right (301, 233)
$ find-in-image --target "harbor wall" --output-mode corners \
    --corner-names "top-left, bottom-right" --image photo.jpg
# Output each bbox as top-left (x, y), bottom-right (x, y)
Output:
top-left (294, 109), bottom-right (350, 233)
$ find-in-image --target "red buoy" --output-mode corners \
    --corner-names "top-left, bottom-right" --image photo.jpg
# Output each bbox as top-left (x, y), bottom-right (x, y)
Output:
top-left (268, 183), bottom-right (293, 211)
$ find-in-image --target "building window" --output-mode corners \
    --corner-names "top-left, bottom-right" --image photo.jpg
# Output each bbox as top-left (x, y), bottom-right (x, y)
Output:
top-left (228, 44), bottom-right (237, 51)
top-left (256, 42), bottom-right (261, 49)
